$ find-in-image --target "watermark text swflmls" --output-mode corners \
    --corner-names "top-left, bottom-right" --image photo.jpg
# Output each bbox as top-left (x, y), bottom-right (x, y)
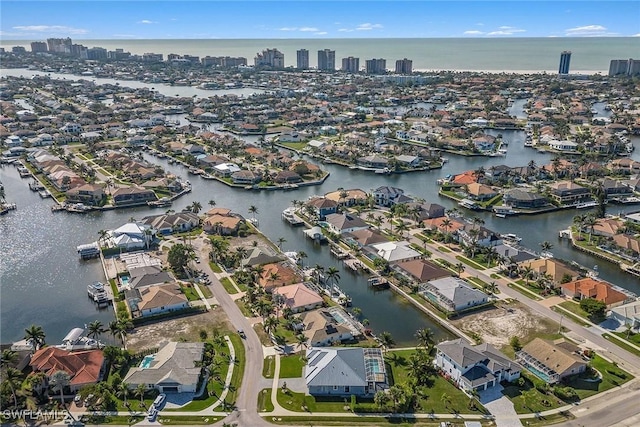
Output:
top-left (1, 409), bottom-right (65, 420)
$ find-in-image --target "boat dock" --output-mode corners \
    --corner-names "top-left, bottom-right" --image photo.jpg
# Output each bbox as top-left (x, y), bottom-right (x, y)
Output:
top-left (367, 276), bottom-right (390, 289)
top-left (303, 226), bottom-right (327, 242)
top-left (282, 207), bottom-right (304, 226)
top-left (87, 282), bottom-right (112, 307)
top-left (77, 242), bottom-right (101, 259)
top-left (330, 247), bottom-right (350, 259)
top-left (343, 258), bottom-right (365, 272)
top-left (0, 203), bottom-right (17, 215)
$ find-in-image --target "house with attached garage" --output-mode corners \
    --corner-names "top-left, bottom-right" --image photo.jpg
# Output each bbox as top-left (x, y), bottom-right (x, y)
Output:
top-left (435, 338), bottom-right (521, 392)
top-left (304, 347), bottom-right (388, 397)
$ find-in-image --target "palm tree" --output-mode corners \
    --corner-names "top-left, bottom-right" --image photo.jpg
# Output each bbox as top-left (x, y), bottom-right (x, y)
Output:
top-left (440, 392), bottom-right (451, 409)
top-left (87, 320), bottom-right (104, 340)
top-left (190, 201), bottom-right (202, 214)
top-left (395, 220), bottom-right (409, 238)
top-left (116, 381), bottom-right (130, 407)
top-left (539, 241), bottom-right (554, 253)
top-left (248, 205), bottom-right (258, 220)
top-left (455, 262), bottom-right (465, 276)
top-left (295, 334), bottom-right (308, 351)
top-left (441, 218), bottom-right (452, 245)
top-left (208, 199), bottom-right (216, 208)
top-left (521, 266), bottom-right (535, 285)
top-left (384, 210), bottom-right (396, 234)
top-left (296, 251), bottom-right (307, 267)
top-left (263, 316), bottom-right (278, 335)
top-left (97, 229), bottom-right (109, 247)
top-left (379, 331), bottom-right (394, 351)
top-left (471, 216), bottom-right (485, 230)
top-left (326, 266), bottom-right (341, 289)
top-left (135, 384), bottom-right (146, 407)
top-left (1, 349), bottom-right (18, 370)
top-left (277, 237), bottom-right (286, 251)
top-left (573, 214), bottom-right (586, 239)
top-left (584, 214), bottom-right (598, 243)
top-left (4, 367), bottom-right (22, 408)
top-left (415, 328), bottom-right (435, 350)
top-left (50, 370), bottom-right (71, 406)
top-left (24, 325), bottom-right (46, 352)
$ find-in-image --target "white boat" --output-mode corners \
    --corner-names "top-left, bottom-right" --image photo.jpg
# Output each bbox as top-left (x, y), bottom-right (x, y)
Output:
top-left (575, 201), bottom-right (597, 209)
top-left (501, 233), bottom-right (522, 243)
top-left (374, 168), bottom-right (391, 175)
top-left (459, 199), bottom-right (481, 210)
top-left (87, 282), bottom-right (109, 304)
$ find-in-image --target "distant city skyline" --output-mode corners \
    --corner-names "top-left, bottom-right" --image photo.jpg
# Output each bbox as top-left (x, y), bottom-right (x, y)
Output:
top-left (1, 1), bottom-right (639, 40)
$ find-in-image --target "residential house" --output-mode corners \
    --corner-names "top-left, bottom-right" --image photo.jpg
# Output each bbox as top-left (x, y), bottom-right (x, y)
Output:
top-left (609, 300), bottom-right (640, 330)
top-left (561, 277), bottom-right (629, 308)
top-left (305, 347), bottom-right (388, 397)
top-left (305, 197), bottom-right (339, 220)
top-left (108, 223), bottom-right (153, 251)
top-left (518, 258), bottom-right (579, 286)
top-left (423, 217), bottom-right (466, 237)
top-left (231, 170), bottom-right (261, 185)
top-left (548, 181), bottom-right (592, 205)
top-left (592, 218), bottom-right (623, 237)
top-left (29, 347), bottom-right (105, 392)
top-left (324, 189), bottom-right (368, 207)
top-left (142, 212), bottom-right (200, 235)
top-left (608, 158), bottom-right (640, 175)
top-left (203, 213), bottom-right (244, 235)
top-left (126, 283), bottom-right (189, 317)
top-left (466, 183), bottom-right (498, 201)
top-left (395, 154), bottom-right (421, 167)
top-left (324, 213), bottom-right (369, 235)
top-left (274, 170), bottom-right (302, 184)
top-left (421, 277), bottom-right (489, 313)
top-left (343, 228), bottom-right (388, 248)
top-left (435, 339), bottom-right (521, 392)
top-left (516, 338), bottom-right (586, 384)
top-left (373, 186), bottom-right (405, 207)
top-left (124, 342), bottom-right (204, 393)
top-left (406, 202), bottom-right (445, 220)
top-left (393, 259), bottom-right (450, 284)
top-left (601, 178), bottom-right (633, 199)
top-left (366, 241), bottom-right (422, 264)
top-left (502, 189), bottom-right (549, 209)
top-left (357, 154), bottom-right (389, 169)
top-left (273, 283), bottom-right (324, 313)
top-left (65, 183), bottom-right (105, 206)
top-left (258, 262), bottom-right (302, 291)
top-left (549, 140), bottom-right (579, 152)
top-left (128, 265), bottom-right (174, 290)
top-left (298, 309), bottom-right (355, 346)
top-left (112, 186), bottom-right (157, 206)
top-left (213, 163), bottom-right (241, 177)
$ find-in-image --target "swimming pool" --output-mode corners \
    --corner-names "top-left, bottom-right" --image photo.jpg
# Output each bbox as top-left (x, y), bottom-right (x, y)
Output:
top-left (140, 355), bottom-right (155, 369)
top-left (120, 275), bottom-right (130, 287)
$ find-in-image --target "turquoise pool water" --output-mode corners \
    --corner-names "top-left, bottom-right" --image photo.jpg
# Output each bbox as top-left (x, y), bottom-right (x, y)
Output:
top-left (140, 355), bottom-right (155, 369)
top-left (121, 275), bottom-right (130, 287)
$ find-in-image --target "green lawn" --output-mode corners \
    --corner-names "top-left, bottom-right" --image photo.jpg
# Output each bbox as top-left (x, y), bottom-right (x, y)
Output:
top-left (279, 355), bottom-right (306, 378)
top-left (558, 301), bottom-right (592, 321)
top-left (225, 334), bottom-right (246, 406)
top-left (266, 415), bottom-right (495, 426)
top-left (158, 416), bottom-right (222, 425)
top-left (209, 262), bottom-right (222, 273)
top-left (180, 285), bottom-right (200, 301)
top-left (279, 142), bottom-right (309, 150)
top-left (551, 306), bottom-right (590, 327)
top-left (503, 356), bottom-right (632, 413)
top-left (166, 337), bottom-right (233, 411)
top-left (258, 388), bottom-right (274, 412)
top-left (235, 299), bottom-right (254, 317)
top-left (613, 330), bottom-right (640, 346)
top-left (506, 282), bottom-right (543, 301)
top-left (220, 277), bottom-right (239, 294)
top-left (276, 389), bottom-right (376, 413)
top-left (437, 246), bottom-right (452, 253)
top-left (197, 283), bottom-right (213, 298)
top-left (386, 349), bottom-right (487, 414)
top-left (455, 255), bottom-right (486, 271)
top-left (603, 333), bottom-right (640, 357)
top-left (263, 355), bottom-right (275, 378)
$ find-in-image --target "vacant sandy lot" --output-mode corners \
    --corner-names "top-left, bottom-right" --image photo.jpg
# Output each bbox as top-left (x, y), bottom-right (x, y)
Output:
top-left (126, 308), bottom-right (232, 352)
top-left (451, 301), bottom-right (559, 349)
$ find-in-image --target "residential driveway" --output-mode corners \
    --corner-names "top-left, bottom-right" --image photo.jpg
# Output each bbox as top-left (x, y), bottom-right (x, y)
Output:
top-left (278, 377), bottom-right (307, 393)
top-left (479, 385), bottom-right (523, 427)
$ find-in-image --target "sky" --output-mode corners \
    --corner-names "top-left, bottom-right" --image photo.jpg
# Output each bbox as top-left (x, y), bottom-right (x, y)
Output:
top-left (1, 1), bottom-right (639, 40)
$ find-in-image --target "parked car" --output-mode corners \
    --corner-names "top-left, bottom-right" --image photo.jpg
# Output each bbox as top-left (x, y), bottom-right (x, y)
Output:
top-left (83, 394), bottom-right (95, 407)
top-left (238, 329), bottom-right (246, 338)
top-left (73, 395), bottom-right (83, 407)
top-left (147, 407), bottom-right (157, 422)
top-left (153, 393), bottom-right (166, 409)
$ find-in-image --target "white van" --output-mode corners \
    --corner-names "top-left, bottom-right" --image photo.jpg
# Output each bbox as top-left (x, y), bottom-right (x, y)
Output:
top-left (153, 393), bottom-right (166, 409)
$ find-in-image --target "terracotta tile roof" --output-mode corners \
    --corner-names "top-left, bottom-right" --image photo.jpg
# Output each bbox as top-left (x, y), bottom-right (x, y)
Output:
top-left (30, 347), bottom-right (104, 386)
top-left (561, 278), bottom-right (628, 307)
top-left (258, 262), bottom-right (302, 290)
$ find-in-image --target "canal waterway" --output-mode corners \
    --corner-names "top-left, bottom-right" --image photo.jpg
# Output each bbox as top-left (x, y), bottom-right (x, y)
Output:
top-left (1, 68), bottom-right (639, 346)
top-left (3, 128), bottom-right (640, 346)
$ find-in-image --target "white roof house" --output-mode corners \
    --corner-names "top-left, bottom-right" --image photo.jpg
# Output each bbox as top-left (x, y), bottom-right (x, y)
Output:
top-left (421, 277), bottom-right (489, 313)
top-left (369, 241), bottom-right (421, 263)
top-left (108, 223), bottom-right (152, 251)
top-left (213, 163), bottom-right (241, 176)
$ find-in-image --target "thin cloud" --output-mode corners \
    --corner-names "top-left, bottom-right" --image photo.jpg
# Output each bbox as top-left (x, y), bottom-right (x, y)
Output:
top-left (487, 26), bottom-right (526, 36)
top-left (279, 27), bottom-right (298, 31)
top-left (565, 24), bottom-right (608, 36)
top-left (138, 20), bottom-right (157, 24)
top-left (299, 27), bottom-right (319, 32)
top-left (356, 23), bottom-right (383, 31)
top-left (338, 28), bottom-right (354, 33)
top-left (463, 30), bottom-right (484, 35)
top-left (632, 33), bottom-right (640, 37)
top-left (315, 32), bottom-right (328, 35)
top-left (12, 25), bottom-right (88, 35)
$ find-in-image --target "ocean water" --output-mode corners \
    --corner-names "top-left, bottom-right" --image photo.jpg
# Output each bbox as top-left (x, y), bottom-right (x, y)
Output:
top-left (2, 37), bottom-right (638, 72)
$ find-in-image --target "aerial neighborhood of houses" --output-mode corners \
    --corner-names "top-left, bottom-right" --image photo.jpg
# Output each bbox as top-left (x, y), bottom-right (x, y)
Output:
top-left (1, 40), bottom-right (640, 427)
